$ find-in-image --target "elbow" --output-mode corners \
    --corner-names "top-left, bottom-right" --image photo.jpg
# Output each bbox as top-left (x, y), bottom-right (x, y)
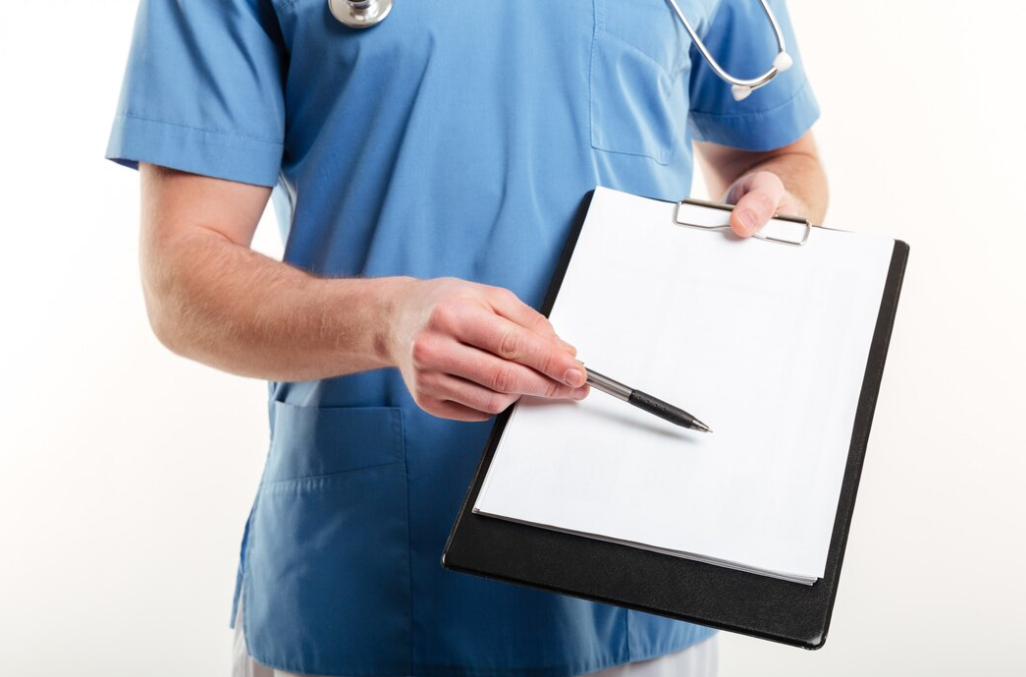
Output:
top-left (141, 268), bottom-right (190, 357)
top-left (138, 224), bottom-right (220, 360)
top-left (138, 238), bottom-right (205, 359)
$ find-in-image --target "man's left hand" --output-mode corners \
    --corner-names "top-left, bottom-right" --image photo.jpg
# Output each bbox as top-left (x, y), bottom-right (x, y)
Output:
top-left (724, 170), bottom-right (803, 238)
top-left (694, 131), bottom-right (827, 238)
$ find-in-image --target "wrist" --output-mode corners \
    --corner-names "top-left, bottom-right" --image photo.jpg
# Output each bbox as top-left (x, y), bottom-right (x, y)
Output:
top-left (374, 275), bottom-right (418, 368)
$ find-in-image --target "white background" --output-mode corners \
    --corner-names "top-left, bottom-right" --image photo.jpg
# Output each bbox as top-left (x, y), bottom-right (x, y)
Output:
top-left (1, 1), bottom-right (1023, 675)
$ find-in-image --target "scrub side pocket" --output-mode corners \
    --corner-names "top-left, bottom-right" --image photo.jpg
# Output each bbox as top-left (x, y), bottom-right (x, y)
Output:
top-left (589, 0), bottom-right (692, 165)
top-left (242, 402), bottom-right (411, 675)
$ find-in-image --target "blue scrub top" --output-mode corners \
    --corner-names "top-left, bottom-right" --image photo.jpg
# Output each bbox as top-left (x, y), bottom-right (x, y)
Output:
top-left (107, 1), bottom-right (818, 674)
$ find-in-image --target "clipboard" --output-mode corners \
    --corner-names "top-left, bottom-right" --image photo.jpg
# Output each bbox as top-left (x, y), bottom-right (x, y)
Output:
top-left (442, 187), bottom-right (909, 649)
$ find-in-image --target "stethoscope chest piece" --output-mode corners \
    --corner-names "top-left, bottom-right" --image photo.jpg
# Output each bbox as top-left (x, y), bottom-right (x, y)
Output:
top-left (329, 0), bottom-right (393, 28)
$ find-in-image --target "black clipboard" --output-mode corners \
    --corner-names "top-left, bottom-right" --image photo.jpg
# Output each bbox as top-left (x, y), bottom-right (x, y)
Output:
top-left (442, 189), bottom-right (909, 650)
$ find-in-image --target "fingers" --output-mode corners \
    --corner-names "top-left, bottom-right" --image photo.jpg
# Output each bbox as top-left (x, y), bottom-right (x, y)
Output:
top-left (399, 279), bottom-right (592, 422)
top-left (728, 171), bottom-right (786, 238)
top-left (482, 285), bottom-right (577, 356)
top-left (453, 305), bottom-right (586, 389)
top-left (419, 371), bottom-right (589, 420)
top-left (430, 341), bottom-right (590, 401)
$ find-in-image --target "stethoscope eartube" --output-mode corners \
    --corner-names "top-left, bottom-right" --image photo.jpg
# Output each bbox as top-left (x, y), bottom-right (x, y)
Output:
top-left (328, 0), bottom-right (791, 100)
top-left (329, 0), bottom-right (393, 29)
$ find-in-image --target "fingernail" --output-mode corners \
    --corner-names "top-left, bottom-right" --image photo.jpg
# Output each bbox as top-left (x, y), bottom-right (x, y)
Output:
top-left (563, 368), bottom-right (585, 387)
top-left (572, 386), bottom-right (590, 401)
top-left (737, 209), bottom-right (757, 235)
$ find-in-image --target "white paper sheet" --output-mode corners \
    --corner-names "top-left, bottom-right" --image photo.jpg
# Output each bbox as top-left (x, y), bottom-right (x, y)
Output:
top-left (474, 187), bottom-right (895, 583)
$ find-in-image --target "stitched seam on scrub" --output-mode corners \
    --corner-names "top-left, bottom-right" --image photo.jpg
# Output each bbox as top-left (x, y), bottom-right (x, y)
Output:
top-left (591, 143), bottom-right (672, 163)
top-left (240, 489), bottom-right (261, 672)
top-left (409, 657), bottom-right (625, 677)
top-left (598, 27), bottom-right (684, 83)
top-left (259, 460), bottom-right (405, 490)
top-left (628, 633), bottom-right (715, 665)
top-left (400, 409), bottom-right (415, 676)
top-left (689, 79), bottom-right (812, 120)
top-left (241, 658), bottom-right (618, 677)
top-left (625, 607), bottom-right (631, 661)
top-left (115, 112), bottom-right (284, 146)
top-left (588, 0), bottom-right (600, 158)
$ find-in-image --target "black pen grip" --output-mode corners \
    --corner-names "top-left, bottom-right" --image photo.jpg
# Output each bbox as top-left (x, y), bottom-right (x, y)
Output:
top-left (628, 390), bottom-right (693, 428)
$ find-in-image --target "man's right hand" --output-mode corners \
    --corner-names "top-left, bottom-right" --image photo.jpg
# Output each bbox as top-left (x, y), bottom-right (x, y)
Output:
top-left (386, 277), bottom-right (590, 422)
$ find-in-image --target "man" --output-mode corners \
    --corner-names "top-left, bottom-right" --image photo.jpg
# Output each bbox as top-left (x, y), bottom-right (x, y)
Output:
top-left (106, 0), bottom-right (827, 675)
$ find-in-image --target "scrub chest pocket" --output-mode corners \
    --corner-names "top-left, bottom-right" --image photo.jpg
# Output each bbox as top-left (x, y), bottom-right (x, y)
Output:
top-left (242, 402), bottom-right (412, 674)
top-left (590, 0), bottom-right (694, 165)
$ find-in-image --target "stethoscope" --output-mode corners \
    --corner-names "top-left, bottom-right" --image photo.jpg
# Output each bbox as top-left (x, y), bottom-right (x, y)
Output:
top-left (328, 0), bottom-right (791, 101)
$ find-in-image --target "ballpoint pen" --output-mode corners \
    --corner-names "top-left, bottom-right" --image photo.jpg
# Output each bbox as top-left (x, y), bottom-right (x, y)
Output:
top-left (583, 367), bottom-right (712, 433)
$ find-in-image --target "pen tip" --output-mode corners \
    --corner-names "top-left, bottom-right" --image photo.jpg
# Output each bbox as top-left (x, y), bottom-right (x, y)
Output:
top-left (692, 420), bottom-right (712, 434)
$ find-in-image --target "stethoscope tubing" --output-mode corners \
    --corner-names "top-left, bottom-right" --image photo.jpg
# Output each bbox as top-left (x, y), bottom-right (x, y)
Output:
top-left (330, 0), bottom-right (790, 99)
top-left (664, 0), bottom-right (787, 89)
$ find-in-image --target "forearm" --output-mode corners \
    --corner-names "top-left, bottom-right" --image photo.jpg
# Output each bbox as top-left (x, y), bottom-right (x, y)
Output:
top-left (143, 227), bottom-right (410, 382)
top-left (697, 132), bottom-right (829, 225)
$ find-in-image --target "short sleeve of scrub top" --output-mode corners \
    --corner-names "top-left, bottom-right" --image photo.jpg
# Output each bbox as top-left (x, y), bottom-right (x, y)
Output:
top-left (105, 2), bottom-right (822, 676)
top-left (106, 0), bottom-right (286, 187)
top-left (687, 0), bottom-right (820, 150)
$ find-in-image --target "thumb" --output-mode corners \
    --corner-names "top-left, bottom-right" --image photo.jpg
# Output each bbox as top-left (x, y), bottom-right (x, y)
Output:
top-left (727, 171), bottom-right (785, 237)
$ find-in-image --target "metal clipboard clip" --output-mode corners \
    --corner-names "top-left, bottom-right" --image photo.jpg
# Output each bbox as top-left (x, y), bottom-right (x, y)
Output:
top-left (673, 197), bottom-right (814, 246)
